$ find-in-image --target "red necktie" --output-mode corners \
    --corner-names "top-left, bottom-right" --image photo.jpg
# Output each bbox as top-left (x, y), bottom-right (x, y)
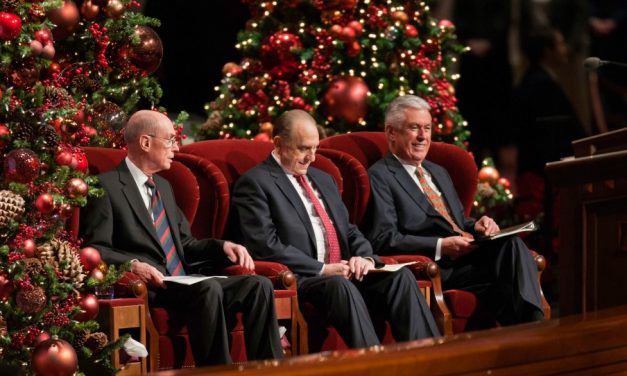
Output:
top-left (146, 178), bottom-right (186, 276)
top-left (296, 175), bottom-right (342, 264)
top-left (416, 167), bottom-right (473, 240)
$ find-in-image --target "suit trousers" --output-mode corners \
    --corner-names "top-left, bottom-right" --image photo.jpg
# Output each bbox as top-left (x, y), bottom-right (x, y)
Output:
top-left (298, 267), bottom-right (439, 348)
top-left (439, 236), bottom-right (544, 325)
top-left (152, 275), bottom-right (283, 366)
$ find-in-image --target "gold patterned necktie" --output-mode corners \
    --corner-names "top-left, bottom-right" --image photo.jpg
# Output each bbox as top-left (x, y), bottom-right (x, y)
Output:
top-left (416, 167), bottom-right (473, 239)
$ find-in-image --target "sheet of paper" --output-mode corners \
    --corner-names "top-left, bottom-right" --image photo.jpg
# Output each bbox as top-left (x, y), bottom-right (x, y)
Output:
top-left (371, 261), bottom-right (417, 273)
top-left (163, 275), bottom-right (227, 285)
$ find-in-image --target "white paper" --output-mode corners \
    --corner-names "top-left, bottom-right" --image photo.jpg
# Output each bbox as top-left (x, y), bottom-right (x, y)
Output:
top-left (123, 337), bottom-right (148, 358)
top-left (163, 275), bottom-right (227, 285)
top-left (372, 261), bottom-right (417, 273)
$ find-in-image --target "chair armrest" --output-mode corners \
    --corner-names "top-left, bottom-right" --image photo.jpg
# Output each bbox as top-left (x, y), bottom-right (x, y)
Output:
top-left (529, 249), bottom-right (551, 320)
top-left (114, 272), bottom-right (148, 299)
top-left (384, 254), bottom-right (438, 280)
top-left (253, 261), bottom-right (296, 291)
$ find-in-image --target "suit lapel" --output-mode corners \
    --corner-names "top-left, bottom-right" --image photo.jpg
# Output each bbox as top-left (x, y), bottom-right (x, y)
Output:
top-left (385, 153), bottom-right (439, 218)
top-left (264, 157), bottom-right (318, 252)
top-left (116, 163), bottom-right (163, 256)
top-left (424, 161), bottom-right (466, 228)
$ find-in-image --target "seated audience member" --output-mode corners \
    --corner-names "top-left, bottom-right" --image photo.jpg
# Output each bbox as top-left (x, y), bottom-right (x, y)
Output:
top-left (231, 109), bottom-right (439, 349)
top-left (366, 95), bottom-right (545, 325)
top-left (80, 110), bottom-right (283, 366)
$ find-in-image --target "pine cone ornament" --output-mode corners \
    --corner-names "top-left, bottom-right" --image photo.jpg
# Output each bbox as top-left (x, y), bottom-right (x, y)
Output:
top-left (37, 239), bottom-right (86, 288)
top-left (38, 124), bottom-right (60, 150)
top-left (85, 332), bottom-right (108, 353)
top-left (22, 258), bottom-right (44, 276)
top-left (10, 122), bottom-right (36, 143)
top-left (0, 190), bottom-right (25, 230)
top-left (44, 86), bottom-right (71, 103)
top-left (71, 76), bottom-right (89, 92)
top-left (1, 0), bottom-right (20, 11)
top-left (73, 329), bottom-right (90, 349)
top-left (15, 286), bottom-right (46, 314)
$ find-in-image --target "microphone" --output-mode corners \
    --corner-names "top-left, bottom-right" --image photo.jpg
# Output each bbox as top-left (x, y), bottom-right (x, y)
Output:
top-left (584, 57), bottom-right (627, 71)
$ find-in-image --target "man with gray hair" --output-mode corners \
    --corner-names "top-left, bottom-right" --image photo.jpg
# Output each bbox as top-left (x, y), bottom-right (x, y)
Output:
top-left (366, 95), bottom-right (545, 326)
top-left (80, 110), bottom-right (283, 365)
top-left (232, 109), bottom-right (439, 350)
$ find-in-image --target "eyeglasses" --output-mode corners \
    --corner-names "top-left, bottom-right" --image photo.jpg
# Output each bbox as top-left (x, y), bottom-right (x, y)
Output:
top-left (147, 134), bottom-right (178, 147)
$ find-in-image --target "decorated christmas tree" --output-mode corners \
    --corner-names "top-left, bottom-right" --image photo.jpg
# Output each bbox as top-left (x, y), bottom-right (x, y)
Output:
top-left (0, 0), bottom-right (165, 373)
top-left (198, 0), bottom-right (469, 146)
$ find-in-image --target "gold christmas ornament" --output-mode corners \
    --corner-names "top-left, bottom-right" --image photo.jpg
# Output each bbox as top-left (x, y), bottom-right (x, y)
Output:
top-left (0, 190), bottom-right (25, 230)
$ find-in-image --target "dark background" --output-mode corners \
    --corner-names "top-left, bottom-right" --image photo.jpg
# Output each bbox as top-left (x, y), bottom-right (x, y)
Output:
top-left (144, 1), bottom-right (250, 117)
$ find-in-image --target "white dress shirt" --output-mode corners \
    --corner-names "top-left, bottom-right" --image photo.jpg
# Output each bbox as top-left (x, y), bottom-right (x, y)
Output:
top-left (272, 152), bottom-right (331, 272)
top-left (125, 157), bottom-right (154, 218)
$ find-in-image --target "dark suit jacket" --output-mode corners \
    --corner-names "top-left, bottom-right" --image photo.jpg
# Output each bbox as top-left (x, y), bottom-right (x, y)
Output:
top-left (231, 156), bottom-right (379, 278)
top-left (366, 153), bottom-right (476, 259)
top-left (80, 161), bottom-right (226, 275)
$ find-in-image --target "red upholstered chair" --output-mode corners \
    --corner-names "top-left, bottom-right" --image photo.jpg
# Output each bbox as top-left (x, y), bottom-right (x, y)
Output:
top-left (172, 151), bottom-right (306, 357)
top-left (320, 132), bottom-right (551, 333)
top-left (317, 148), bottom-right (452, 335)
top-left (81, 147), bottom-right (257, 370)
top-left (183, 140), bottom-right (403, 352)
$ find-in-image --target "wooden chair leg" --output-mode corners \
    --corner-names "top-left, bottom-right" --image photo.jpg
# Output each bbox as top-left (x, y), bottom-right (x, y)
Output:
top-left (426, 262), bottom-right (453, 336)
top-left (291, 295), bottom-right (308, 355)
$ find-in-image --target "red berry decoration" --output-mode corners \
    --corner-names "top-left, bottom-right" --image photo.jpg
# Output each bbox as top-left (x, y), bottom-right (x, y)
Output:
top-left (0, 12), bottom-right (22, 41)
top-left (497, 177), bottom-right (511, 189)
top-left (79, 247), bottom-right (102, 271)
top-left (35, 193), bottom-right (55, 214)
top-left (3, 148), bottom-right (41, 184)
top-left (16, 286), bottom-right (46, 314)
top-left (31, 337), bottom-right (78, 376)
top-left (0, 123), bottom-right (10, 148)
top-left (74, 293), bottom-right (99, 322)
top-left (66, 177), bottom-right (88, 198)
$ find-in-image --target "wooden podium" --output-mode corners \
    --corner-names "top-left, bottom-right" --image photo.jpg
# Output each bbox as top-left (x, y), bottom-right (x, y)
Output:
top-left (546, 128), bottom-right (627, 316)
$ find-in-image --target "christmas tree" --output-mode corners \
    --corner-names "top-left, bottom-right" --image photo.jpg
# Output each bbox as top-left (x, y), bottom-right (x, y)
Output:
top-left (0, 0), bottom-right (165, 373)
top-left (198, 0), bottom-right (469, 147)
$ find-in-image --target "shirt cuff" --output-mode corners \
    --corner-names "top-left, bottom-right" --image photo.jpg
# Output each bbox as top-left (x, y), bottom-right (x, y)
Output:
top-left (319, 263), bottom-right (325, 275)
top-left (435, 239), bottom-right (442, 261)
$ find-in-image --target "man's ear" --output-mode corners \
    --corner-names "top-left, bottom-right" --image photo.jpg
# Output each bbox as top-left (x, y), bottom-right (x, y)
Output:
top-left (273, 135), bottom-right (282, 149)
top-left (140, 135), bottom-right (151, 151)
top-left (384, 125), bottom-right (395, 140)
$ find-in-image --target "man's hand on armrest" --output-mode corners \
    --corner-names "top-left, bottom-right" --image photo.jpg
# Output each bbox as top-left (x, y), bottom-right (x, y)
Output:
top-left (441, 236), bottom-right (476, 260)
top-left (222, 241), bottom-right (255, 271)
top-left (131, 260), bottom-right (166, 289)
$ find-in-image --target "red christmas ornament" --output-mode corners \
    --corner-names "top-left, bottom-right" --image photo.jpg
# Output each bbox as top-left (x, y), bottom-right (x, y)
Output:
top-left (41, 43), bottom-right (55, 60)
top-left (30, 40), bottom-right (43, 55)
top-left (253, 132), bottom-right (271, 142)
top-left (3, 148), bottom-right (41, 184)
top-left (54, 149), bottom-right (73, 166)
top-left (404, 24), bottom-right (418, 38)
top-left (46, 0), bottom-right (80, 40)
top-left (478, 166), bottom-right (500, 185)
top-left (66, 177), bottom-right (88, 198)
top-left (58, 202), bottom-right (73, 219)
top-left (34, 331), bottom-right (50, 345)
top-left (35, 193), bottom-right (55, 214)
top-left (0, 274), bottom-right (13, 301)
top-left (48, 62), bottom-right (61, 75)
top-left (497, 177), bottom-right (511, 189)
top-left (128, 25), bottom-right (163, 74)
top-left (34, 28), bottom-right (53, 45)
top-left (438, 19), bottom-right (455, 29)
top-left (79, 247), bottom-right (102, 272)
top-left (339, 26), bottom-right (356, 43)
top-left (0, 12), bottom-right (22, 41)
top-left (22, 239), bottom-right (36, 257)
top-left (322, 76), bottom-right (369, 123)
top-left (291, 97), bottom-right (306, 109)
top-left (222, 62), bottom-right (242, 76)
top-left (32, 337), bottom-right (78, 376)
top-left (347, 20), bottom-right (363, 35)
top-left (74, 293), bottom-right (99, 322)
top-left (103, 0), bottom-right (125, 18)
top-left (89, 268), bottom-right (105, 283)
top-left (0, 123), bottom-right (10, 148)
top-left (391, 10), bottom-right (409, 23)
top-left (80, 0), bottom-right (100, 20)
top-left (346, 40), bottom-right (361, 57)
top-left (71, 149), bottom-right (88, 173)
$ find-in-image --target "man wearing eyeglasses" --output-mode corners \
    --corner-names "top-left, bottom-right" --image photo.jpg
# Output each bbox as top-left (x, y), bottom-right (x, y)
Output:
top-left (80, 110), bottom-right (283, 366)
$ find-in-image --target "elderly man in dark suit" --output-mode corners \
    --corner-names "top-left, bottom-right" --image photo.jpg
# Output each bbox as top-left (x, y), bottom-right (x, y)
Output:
top-left (80, 110), bottom-right (283, 366)
top-left (366, 95), bottom-right (545, 325)
top-left (231, 109), bottom-right (439, 349)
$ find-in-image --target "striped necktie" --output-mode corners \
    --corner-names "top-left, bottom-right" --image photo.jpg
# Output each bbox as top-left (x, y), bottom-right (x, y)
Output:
top-left (296, 175), bottom-right (342, 264)
top-left (416, 167), bottom-right (473, 240)
top-left (146, 177), bottom-right (185, 276)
